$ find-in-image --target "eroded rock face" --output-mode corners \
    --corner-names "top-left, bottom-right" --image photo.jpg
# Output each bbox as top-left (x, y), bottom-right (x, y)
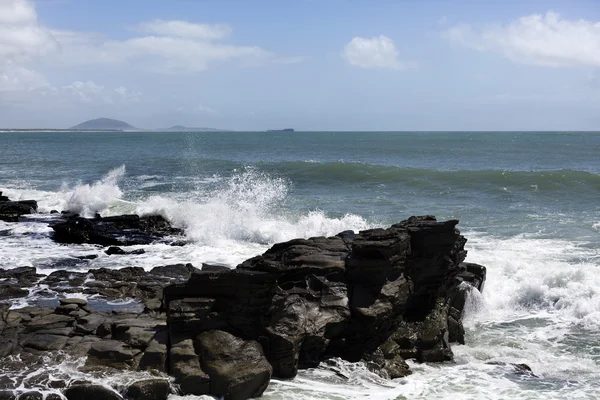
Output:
top-left (163, 216), bottom-right (487, 394)
top-left (0, 215), bottom-right (486, 400)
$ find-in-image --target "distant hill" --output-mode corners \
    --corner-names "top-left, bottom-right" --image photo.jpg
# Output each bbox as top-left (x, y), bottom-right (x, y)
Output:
top-left (70, 118), bottom-right (139, 131)
top-left (162, 125), bottom-right (229, 132)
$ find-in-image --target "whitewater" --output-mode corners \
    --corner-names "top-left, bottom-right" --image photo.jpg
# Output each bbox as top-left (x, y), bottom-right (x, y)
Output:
top-left (1, 130), bottom-right (599, 399)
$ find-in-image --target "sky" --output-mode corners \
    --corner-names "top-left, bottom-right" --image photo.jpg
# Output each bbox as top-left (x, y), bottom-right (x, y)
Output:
top-left (1, 0), bottom-right (600, 130)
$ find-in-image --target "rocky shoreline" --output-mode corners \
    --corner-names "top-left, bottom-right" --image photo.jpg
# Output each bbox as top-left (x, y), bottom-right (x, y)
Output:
top-left (0, 192), bottom-right (487, 400)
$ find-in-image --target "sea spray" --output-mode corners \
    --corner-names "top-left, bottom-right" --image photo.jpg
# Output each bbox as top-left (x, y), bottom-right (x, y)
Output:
top-left (135, 167), bottom-right (373, 246)
top-left (63, 165), bottom-right (127, 217)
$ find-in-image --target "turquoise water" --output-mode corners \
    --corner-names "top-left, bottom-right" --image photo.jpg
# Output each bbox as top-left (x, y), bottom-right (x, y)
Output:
top-left (1, 131), bottom-right (600, 399)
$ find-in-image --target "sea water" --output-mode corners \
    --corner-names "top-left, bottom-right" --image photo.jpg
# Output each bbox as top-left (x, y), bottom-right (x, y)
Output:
top-left (1, 131), bottom-right (599, 399)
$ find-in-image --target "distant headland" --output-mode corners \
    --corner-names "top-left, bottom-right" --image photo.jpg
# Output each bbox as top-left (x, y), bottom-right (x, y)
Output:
top-left (70, 118), bottom-right (139, 131)
top-left (0, 118), bottom-right (231, 132)
top-left (266, 128), bottom-right (295, 132)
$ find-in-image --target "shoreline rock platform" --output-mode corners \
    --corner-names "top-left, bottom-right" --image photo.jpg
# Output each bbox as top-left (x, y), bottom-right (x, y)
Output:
top-left (0, 192), bottom-right (487, 400)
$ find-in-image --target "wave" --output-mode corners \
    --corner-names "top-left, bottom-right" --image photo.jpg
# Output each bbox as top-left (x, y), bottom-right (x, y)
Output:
top-left (261, 161), bottom-right (600, 191)
top-left (465, 232), bottom-right (600, 330)
top-left (135, 167), bottom-right (371, 246)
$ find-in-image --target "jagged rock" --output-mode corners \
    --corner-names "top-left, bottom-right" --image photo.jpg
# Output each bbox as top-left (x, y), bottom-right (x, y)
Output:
top-left (195, 330), bottom-right (272, 400)
top-left (364, 346), bottom-right (411, 379)
top-left (51, 214), bottom-right (182, 246)
top-left (63, 385), bottom-right (123, 400)
top-left (163, 216), bottom-right (486, 386)
top-left (125, 379), bottom-right (170, 400)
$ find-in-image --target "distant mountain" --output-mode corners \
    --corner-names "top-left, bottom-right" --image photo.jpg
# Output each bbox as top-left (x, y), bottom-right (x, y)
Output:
top-left (162, 125), bottom-right (229, 132)
top-left (70, 118), bottom-right (139, 131)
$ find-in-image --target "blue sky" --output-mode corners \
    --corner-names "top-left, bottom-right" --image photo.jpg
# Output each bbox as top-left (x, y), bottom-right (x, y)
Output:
top-left (1, 0), bottom-right (600, 130)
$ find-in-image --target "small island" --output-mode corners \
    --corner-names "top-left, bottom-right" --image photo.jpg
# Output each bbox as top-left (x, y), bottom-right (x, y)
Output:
top-left (70, 117), bottom-right (140, 131)
top-left (266, 128), bottom-right (295, 132)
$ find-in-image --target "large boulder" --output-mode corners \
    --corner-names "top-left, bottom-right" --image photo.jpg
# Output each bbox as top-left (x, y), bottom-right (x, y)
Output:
top-left (195, 330), bottom-right (272, 400)
top-left (63, 385), bottom-right (123, 400)
top-left (125, 379), bottom-right (170, 400)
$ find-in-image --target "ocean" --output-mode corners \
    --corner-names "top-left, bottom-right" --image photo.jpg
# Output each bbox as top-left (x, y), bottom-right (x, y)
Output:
top-left (1, 131), bottom-right (599, 399)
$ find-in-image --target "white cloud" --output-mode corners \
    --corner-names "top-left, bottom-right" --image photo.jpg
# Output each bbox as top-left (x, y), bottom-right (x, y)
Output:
top-left (444, 11), bottom-right (600, 68)
top-left (342, 35), bottom-right (416, 70)
top-left (0, 62), bottom-right (48, 91)
top-left (0, 0), bottom-right (58, 61)
top-left (0, 0), bottom-right (292, 80)
top-left (136, 20), bottom-right (232, 40)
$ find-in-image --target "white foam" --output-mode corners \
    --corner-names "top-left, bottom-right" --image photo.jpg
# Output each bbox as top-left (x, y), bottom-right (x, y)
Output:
top-left (136, 167), bottom-right (372, 247)
top-left (64, 165), bottom-right (127, 217)
top-left (464, 232), bottom-right (600, 330)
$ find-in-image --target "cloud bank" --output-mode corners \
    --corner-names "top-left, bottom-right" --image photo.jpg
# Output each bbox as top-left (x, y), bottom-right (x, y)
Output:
top-left (445, 11), bottom-right (600, 68)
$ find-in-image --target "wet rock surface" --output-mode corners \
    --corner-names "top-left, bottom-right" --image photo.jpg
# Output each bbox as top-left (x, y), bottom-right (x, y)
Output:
top-left (0, 192), bottom-right (38, 222)
top-left (51, 214), bottom-right (183, 246)
top-left (162, 216), bottom-right (487, 396)
top-left (0, 213), bottom-right (487, 399)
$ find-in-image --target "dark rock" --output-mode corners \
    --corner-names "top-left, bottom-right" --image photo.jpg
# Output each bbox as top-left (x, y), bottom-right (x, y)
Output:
top-left (487, 361), bottom-right (538, 378)
top-left (0, 197), bottom-right (38, 222)
top-left (138, 330), bottom-right (168, 372)
top-left (125, 379), bottom-right (170, 400)
top-left (163, 215), bottom-right (486, 386)
top-left (105, 247), bottom-right (146, 256)
top-left (23, 334), bottom-right (69, 351)
top-left (24, 314), bottom-right (73, 332)
top-left (50, 210), bottom-right (59, 214)
top-left (87, 340), bottom-right (138, 367)
top-left (52, 214), bottom-right (182, 246)
top-left (169, 337), bottom-right (210, 395)
top-left (48, 380), bottom-right (66, 389)
top-left (16, 392), bottom-right (42, 400)
top-left (196, 330), bottom-right (272, 400)
top-left (105, 247), bottom-right (127, 255)
top-left (63, 385), bottom-right (123, 400)
top-left (0, 285), bottom-right (28, 300)
top-left (0, 391), bottom-right (15, 400)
